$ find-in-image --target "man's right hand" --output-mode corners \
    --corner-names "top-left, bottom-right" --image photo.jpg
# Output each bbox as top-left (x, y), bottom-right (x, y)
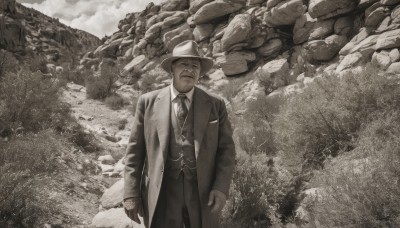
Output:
top-left (123, 197), bottom-right (143, 224)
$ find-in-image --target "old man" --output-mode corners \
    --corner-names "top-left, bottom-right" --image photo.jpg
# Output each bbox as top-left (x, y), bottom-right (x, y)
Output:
top-left (123, 40), bottom-right (235, 228)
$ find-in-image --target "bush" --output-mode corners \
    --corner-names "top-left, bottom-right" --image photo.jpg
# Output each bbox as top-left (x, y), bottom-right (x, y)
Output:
top-left (105, 94), bottom-right (124, 110)
top-left (0, 69), bottom-right (68, 133)
top-left (86, 64), bottom-right (118, 99)
top-left (273, 65), bottom-right (400, 169)
top-left (0, 50), bottom-right (18, 79)
top-left (138, 67), bottom-right (169, 93)
top-left (219, 75), bottom-right (253, 101)
top-left (309, 113), bottom-right (400, 227)
top-left (222, 153), bottom-right (290, 228)
top-left (0, 130), bottom-right (61, 227)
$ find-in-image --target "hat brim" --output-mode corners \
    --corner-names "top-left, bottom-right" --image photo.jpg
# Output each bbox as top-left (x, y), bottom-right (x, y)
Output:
top-left (161, 55), bottom-right (214, 75)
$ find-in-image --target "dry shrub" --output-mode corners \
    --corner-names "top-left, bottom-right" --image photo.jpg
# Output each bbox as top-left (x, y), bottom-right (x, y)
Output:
top-left (0, 69), bottom-right (68, 133)
top-left (309, 113), bottom-right (400, 227)
top-left (105, 94), bottom-right (124, 110)
top-left (0, 130), bottom-right (62, 227)
top-left (86, 64), bottom-right (118, 99)
top-left (273, 65), bottom-right (400, 170)
top-left (138, 67), bottom-right (169, 93)
top-left (219, 75), bottom-right (253, 101)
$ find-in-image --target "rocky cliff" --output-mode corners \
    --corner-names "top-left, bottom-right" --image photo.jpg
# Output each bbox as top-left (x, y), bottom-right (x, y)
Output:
top-left (0, 0), bottom-right (100, 65)
top-left (81, 0), bottom-right (400, 95)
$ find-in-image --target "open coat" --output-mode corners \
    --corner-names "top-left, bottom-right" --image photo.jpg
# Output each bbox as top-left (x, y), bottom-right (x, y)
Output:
top-left (124, 86), bottom-right (235, 228)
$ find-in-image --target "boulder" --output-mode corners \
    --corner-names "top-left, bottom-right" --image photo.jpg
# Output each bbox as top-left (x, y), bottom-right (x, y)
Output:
top-left (221, 14), bottom-right (252, 51)
top-left (91, 208), bottom-right (144, 228)
top-left (248, 0), bottom-right (265, 6)
top-left (358, 0), bottom-right (380, 8)
top-left (162, 12), bottom-right (188, 29)
top-left (161, 0), bottom-right (189, 11)
top-left (144, 22), bottom-right (163, 42)
top-left (386, 62), bottom-right (400, 74)
top-left (193, 24), bottom-right (214, 42)
top-left (260, 58), bottom-right (290, 88)
top-left (267, 0), bottom-right (283, 9)
top-left (380, 0), bottom-right (400, 5)
top-left (334, 16), bottom-right (354, 36)
top-left (339, 28), bottom-right (375, 55)
top-left (163, 23), bottom-right (194, 51)
top-left (257, 38), bottom-right (283, 56)
top-left (264, 0), bottom-right (305, 26)
top-left (306, 35), bottom-right (348, 61)
top-left (376, 29), bottom-right (400, 50)
top-left (189, 0), bottom-right (213, 14)
top-left (98, 155), bottom-right (116, 165)
top-left (100, 179), bottom-right (124, 209)
top-left (293, 13), bottom-right (335, 44)
top-left (365, 7), bottom-right (390, 27)
top-left (122, 55), bottom-right (149, 76)
top-left (391, 5), bottom-right (400, 24)
top-left (114, 158), bottom-right (125, 173)
top-left (348, 34), bottom-right (379, 56)
top-left (218, 51), bottom-right (256, 76)
top-left (336, 52), bottom-right (363, 72)
top-left (308, 0), bottom-right (357, 19)
top-left (372, 48), bottom-right (400, 69)
top-left (193, 0), bottom-right (244, 25)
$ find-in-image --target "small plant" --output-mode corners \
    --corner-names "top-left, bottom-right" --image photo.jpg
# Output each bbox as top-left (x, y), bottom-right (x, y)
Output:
top-left (219, 75), bottom-right (253, 101)
top-left (86, 64), bottom-right (118, 99)
top-left (139, 67), bottom-right (169, 93)
top-left (118, 118), bottom-right (128, 130)
top-left (105, 94), bottom-right (125, 110)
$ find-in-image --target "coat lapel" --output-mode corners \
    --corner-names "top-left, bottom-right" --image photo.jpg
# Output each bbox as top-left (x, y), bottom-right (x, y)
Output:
top-left (193, 87), bottom-right (211, 159)
top-left (154, 87), bottom-right (171, 162)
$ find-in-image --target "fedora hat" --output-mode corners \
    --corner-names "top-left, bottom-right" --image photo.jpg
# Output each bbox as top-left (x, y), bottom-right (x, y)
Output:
top-left (161, 40), bottom-right (214, 75)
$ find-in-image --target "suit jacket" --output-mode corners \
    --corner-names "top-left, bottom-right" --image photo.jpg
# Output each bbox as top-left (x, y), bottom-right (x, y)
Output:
top-left (124, 86), bottom-right (236, 228)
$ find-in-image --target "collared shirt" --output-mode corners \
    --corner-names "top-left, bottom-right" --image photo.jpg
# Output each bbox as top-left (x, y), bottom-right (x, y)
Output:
top-left (170, 85), bottom-right (194, 117)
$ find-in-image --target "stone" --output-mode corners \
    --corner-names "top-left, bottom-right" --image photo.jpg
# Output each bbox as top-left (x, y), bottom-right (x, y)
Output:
top-left (163, 23), bottom-right (194, 51)
top-left (91, 208), bottom-right (144, 228)
top-left (221, 14), bottom-right (252, 51)
top-left (100, 179), bottom-right (124, 209)
top-left (391, 5), bottom-right (400, 24)
top-left (122, 55), bottom-right (149, 76)
top-left (260, 58), bottom-right (290, 88)
top-left (376, 16), bottom-right (392, 32)
top-left (334, 16), bottom-right (354, 36)
top-left (306, 35), bottom-right (348, 61)
top-left (99, 164), bottom-right (115, 173)
top-left (348, 34), bottom-right (379, 56)
top-left (293, 13), bottom-right (335, 44)
top-left (359, 0), bottom-right (380, 8)
top-left (248, 0), bottom-right (264, 6)
top-left (161, 0), bottom-right (189, 11)
top-left (389, 48), bottom-right (400, 62)
top-left (257, 38), bottom-right (283, 56)
top-left (114, 158), bottom-right (125, 173)
top-left (339, 27), bottom-right (373, 55)
top-left (193, 0), bottom-right (244, 25)
top-left (308, 0), bottom-right (357, 19)
top-left (380, 0), bottom-right (400, 5)
top-left (264, 0), bottom-right (305, 26)
top-left (336, 52), bottom-right (363, 72)
top-left (144, 22), bottom-right (163, 42)
top-left (189, 0), bottom-right (213, 14)
top-left (376, 29), bottom-right (400, 50)
top-left (218, 51), bottom-right (256, 76)
top-left (387, 62), bottom-right (400, 74)
top-left (162, 12), bottom-right (187, 29)
top-left (372, 50), bottom-right (393, 69)
top-left (267, 0), bottom-right (282, 9)
top-left (193, 24), bottom-right (214, 42)
top-left (365, 7), bottom-right (390, 27)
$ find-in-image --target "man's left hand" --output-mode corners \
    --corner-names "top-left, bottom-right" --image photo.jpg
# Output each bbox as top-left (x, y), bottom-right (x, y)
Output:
top-left (207, 189), bottom-right (227, 213)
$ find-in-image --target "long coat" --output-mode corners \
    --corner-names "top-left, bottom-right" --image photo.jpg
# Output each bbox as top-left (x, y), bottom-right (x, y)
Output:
top-left (124, 86), bottom-right (236, 228)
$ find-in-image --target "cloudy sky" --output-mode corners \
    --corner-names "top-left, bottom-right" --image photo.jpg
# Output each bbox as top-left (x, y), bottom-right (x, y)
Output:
top-left (17, 0), bottom-right (164, 38)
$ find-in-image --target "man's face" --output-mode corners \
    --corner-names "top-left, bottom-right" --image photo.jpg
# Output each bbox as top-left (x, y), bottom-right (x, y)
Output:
top-left (171, 58), bottom-right (201, 93)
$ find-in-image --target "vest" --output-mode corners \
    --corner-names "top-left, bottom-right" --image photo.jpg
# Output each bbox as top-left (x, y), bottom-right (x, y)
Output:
top-left (165, 101), bottom-right (197, 180)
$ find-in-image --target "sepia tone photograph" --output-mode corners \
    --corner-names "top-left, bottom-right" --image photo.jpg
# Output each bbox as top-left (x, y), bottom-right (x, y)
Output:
top-left (1, 0), bottom-right (400, 227)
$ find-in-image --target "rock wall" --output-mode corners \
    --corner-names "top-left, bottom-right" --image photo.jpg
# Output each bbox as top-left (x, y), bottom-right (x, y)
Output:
top-left (81, 0), bottom-right (400, 85)
top-left (0, 0), bottom-right (100, 64)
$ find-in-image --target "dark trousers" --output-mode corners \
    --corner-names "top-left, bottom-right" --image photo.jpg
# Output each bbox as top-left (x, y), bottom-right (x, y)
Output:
top-left (151, 172), bottom-right (202, 228)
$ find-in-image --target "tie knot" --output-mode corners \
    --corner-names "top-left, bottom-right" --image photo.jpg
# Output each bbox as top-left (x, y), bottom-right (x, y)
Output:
top-left (177, 94), bottom-right (186, 100)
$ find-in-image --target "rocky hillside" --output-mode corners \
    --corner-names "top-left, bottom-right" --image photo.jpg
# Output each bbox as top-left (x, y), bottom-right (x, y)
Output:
top-left (0, 0), bottom-right (100, 65)
top-left (81, 0), bottom-right (400, 94)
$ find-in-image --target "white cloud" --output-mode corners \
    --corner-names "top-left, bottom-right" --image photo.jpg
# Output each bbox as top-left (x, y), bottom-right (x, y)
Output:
top-left (22, 0), bottom-right (164, 38)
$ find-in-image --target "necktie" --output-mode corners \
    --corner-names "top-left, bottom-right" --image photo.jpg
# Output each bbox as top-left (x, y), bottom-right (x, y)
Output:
top-left (176, 94), bottom-right (188, 127)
